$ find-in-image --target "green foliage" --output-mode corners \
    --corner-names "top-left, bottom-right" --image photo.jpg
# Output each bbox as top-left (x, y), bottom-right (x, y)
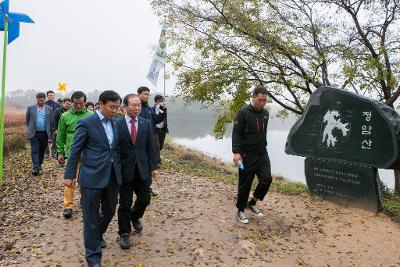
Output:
top-left (380, 183), bottom-right (400, 223)
top-left (271, 176), bottom-right (309, 195)
top-left (152, 0), bottom-right (400, 137)
top-left (274, 108), bottom-right (290, 120)
top-left (213, 78), bottom-right (250, 138)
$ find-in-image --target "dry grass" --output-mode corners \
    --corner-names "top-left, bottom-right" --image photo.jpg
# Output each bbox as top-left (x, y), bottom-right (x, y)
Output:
top-left (4, 126), bottom-right (26, 156)
top-left (2, 111), bottom-right (27, 156)
top-left (4, 111), bottom-right (25, 128)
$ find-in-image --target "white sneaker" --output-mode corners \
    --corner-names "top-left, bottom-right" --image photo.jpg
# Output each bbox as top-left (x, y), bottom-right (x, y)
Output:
top-left (247, 204), bottom-right (263, 217)
top-left (237, 210), bottom-right (249, 224)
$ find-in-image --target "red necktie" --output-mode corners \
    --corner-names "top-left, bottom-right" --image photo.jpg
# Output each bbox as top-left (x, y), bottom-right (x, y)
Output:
top-left (130, 118), bottom-right (137, 145)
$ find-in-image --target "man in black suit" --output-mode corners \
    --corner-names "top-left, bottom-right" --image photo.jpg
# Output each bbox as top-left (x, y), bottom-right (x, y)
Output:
top-left (64, 91), bottom-right (122, 267)
top-left (116, 94), bottom-right (158, 249)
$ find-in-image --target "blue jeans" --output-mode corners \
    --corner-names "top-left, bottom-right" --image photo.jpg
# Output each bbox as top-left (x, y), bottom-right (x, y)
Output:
top-left (29, 131), bottom-right (48, 170)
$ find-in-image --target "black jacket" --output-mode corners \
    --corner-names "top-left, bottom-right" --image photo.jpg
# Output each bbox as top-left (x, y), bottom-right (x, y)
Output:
top-left (153, 103), bottom-right (169, 133)
top-left (51, 107), bottom-right (67, 132)
top-left (232, 104), bottom-right (269, 154)
top-left (116, 116), bottom-right (157, 183)
top-left (45, 100), bottom-right (60, 112)
top-left (139, 102), bottom-right (165, 131)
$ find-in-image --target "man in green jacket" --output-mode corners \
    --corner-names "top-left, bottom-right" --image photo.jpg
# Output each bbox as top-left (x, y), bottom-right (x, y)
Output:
top-left (56, 91), bottom-right (92, 219)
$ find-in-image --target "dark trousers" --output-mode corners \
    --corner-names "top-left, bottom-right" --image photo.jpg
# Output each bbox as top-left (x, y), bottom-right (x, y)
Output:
top-left (236, 151), bottom-right (272, 211)
top-left (118, 166), bottom-right (151, 235)
top-left (154, 133), bottom-right (161, 164)
top-left (80, 170), bottom-right (119, 265)
top-left (29, 131), bottom-right (48, 170)
top-left (154, 128), bottom-right (167, 164)
top-left (50, 133), bottom-right (57, 157)
top-left (156, 128), bottom-right (167, 151)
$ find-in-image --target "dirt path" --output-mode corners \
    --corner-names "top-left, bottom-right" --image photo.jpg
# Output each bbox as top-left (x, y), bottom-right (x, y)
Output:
top-left (1, 151), bottom-right (400, 267)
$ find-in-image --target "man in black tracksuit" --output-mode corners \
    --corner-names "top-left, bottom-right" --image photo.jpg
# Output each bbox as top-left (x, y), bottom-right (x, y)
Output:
top-left (232, 86), bottom-right (272, 224)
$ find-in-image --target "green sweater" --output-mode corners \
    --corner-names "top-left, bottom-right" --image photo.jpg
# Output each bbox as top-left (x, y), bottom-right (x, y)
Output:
top-left (56, 108), bottom-right (92, 157)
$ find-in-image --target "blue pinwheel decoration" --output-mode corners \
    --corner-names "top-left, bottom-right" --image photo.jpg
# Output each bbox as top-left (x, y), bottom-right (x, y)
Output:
top-left (0, 0), bottom-right (34, 43)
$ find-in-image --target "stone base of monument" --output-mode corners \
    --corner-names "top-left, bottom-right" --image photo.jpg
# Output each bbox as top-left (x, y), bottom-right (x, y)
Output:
top-left (305, 157), bottom-right (383, 212)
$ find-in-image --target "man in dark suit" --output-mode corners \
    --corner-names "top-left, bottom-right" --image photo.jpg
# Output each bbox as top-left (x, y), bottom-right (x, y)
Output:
top-left (25, 92), bottom-right (53, 175)
top-left (116, 94), bottom-right (158, 249)
top-left (45, 90), bottom-right (61, 159)
top-left (64, 91), bottom-right (122, 267)
top-left (137, 86), bottom-right (165, 196)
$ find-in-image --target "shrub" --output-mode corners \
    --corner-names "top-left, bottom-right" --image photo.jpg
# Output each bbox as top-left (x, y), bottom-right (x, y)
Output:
top-left (2, 111), bottom-right (27, 156)
top-left (4, 112), bottom-right (25, 128)
top-left (3, 132), bottom-right (26, 156)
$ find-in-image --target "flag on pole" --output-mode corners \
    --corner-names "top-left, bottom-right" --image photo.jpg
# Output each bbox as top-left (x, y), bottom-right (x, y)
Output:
top-left (146, 19), bottom-right (166, 87)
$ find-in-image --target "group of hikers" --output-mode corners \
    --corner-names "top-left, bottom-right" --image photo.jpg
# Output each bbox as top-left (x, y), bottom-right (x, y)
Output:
top-left (24, 86), bottom-right (272, 267)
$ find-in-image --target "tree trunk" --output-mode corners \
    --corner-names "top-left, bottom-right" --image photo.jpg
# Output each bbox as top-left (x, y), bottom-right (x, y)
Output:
top-left (395, 170), bottom-right (400, 194)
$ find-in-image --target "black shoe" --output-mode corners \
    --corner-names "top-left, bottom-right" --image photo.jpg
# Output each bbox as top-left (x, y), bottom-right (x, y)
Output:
top-left (247, 203), bottom-right (263, 217)
top-left (236, 210), bottom-right (249, 224)
top-left (100, 237), bottom-right (106, 248)
top-left (119, 233), bottom-right (131, 249)
top-left (63, 209), bottom-right (73, 218)
top-left (32, 169), bottom-right (39, 176)
top-left (88, 263), bottom-right (102, 267)
top-left (150, 188), bottom-right (159, 197)
top-left (131, 218), bottom-right (143, 232)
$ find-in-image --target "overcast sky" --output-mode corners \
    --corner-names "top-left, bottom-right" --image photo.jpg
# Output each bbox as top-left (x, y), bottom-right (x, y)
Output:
top-left (3, 0), bottom-right (174, 97)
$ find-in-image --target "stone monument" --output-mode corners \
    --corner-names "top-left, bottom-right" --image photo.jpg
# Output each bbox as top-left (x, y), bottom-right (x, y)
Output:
top-left (285, 86), bottom-right (400, 211)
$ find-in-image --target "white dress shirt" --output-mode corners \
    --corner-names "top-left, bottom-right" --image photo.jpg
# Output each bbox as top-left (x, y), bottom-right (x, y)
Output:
top-left (96, 110), bottom-right (113, 146)
top-left (125, 114), bottom-right (139, 135)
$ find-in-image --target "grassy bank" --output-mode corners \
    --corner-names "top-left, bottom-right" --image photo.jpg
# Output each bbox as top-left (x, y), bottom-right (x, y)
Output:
top-left (161, 141), bottom-right (309, 195)
top-left (161, 141), bottom-right (400, 223)
top-left (381, 183), bottom-right (400, 223)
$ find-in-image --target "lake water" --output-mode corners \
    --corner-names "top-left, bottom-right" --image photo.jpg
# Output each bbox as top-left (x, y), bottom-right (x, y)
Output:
top-left (173, 130), bottom-right (395, 190)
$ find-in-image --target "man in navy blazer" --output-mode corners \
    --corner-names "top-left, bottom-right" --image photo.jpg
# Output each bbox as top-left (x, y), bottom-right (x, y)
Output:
top-left (116, 94), bottom-right (158, 249)
top-left (64, 91), bottom-right (122, 267)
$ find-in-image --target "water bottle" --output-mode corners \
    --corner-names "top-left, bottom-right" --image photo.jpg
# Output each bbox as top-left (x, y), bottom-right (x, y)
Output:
top-left (237, 160), bottom-right (244, 171)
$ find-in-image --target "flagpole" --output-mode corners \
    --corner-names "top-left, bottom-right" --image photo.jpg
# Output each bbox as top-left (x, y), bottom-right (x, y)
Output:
top-left (163, 16), bottom-right (166, 99)
top-left (163, 66), bottom-right (166, 98)
top-left (0, 16), bottom-right (8, 184)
